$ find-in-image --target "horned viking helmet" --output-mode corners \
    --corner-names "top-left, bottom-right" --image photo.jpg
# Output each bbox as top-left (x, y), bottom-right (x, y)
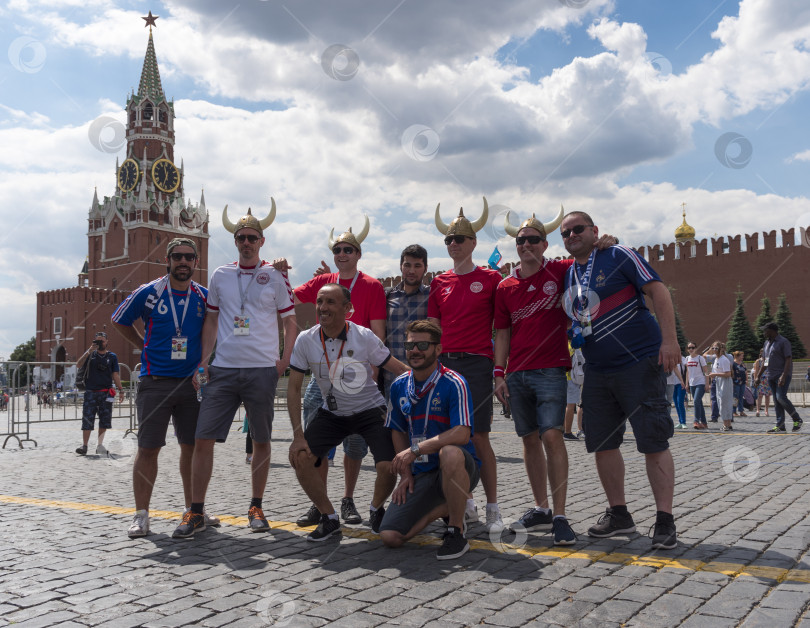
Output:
top-left (222, 198), bottom-right (277, 236)
top-left (435, 197), bottom-right (489, 238)
top-left (328, 215), bottom-right (370, 253)
top-left (503, 205), bottom-right (565, 238)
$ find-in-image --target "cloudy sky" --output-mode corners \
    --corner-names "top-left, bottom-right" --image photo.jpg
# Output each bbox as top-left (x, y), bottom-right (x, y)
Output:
top-left (2, 0), bottom-right (810, 358)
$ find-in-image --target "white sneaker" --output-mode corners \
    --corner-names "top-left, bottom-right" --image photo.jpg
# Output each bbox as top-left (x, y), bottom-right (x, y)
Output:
top-left (484, 507), bottom-right (504, 533)
top-left (245, 455), bottom-right (252, 464)
top-left (184, 507), bottom-right (221, 528)
top-left (464, 503), bottom-right (479, 523)
top-left (128, 510), bottom-right (149, 538)
top-left (96, 444), bottom-right (108, 455)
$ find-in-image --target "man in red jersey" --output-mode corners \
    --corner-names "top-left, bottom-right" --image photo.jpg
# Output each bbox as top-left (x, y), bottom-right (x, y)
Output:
top-left (275, 217), bottom-right (387, 529)
top-left (428, 198), bottom-right (505, 532)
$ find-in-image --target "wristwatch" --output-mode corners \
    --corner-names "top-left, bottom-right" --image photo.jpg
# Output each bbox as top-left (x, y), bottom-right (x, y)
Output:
top-left (410, 442), bottom-right (421, 456)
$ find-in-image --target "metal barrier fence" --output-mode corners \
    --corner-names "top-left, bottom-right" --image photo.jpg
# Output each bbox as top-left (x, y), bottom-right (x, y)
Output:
top-left (0, 361), bottom-right (137, 449)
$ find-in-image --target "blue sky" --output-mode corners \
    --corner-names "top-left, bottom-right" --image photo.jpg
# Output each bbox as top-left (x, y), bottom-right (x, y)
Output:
top-left (1, 0), bottom-right (810, 357)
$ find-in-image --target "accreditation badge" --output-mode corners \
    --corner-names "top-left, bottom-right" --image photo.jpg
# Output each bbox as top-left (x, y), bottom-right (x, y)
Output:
top-left (411, 436), bottom-right (429, 464)
top-left (234, 316), bottom-right (250, 336)
top-left (171, 336), bottom-right (188, 360)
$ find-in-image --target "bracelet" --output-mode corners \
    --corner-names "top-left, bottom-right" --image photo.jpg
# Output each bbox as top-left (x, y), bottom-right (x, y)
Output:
top-left (493, 366), bottom-right (505, 378)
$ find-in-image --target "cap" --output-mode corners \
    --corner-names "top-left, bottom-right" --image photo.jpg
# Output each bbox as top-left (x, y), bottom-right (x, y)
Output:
top-left (166, 237), bottom-right (197, 256)
top-left (760, 321), bottom-right (778, 332)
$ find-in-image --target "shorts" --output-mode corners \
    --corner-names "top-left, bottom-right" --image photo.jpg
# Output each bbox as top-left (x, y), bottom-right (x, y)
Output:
top-left (581, 356), bottom-right (673, 454)
top-left (440, 354), bottom-right (493, 434)
top-left (304, 406), bottom-right (393, 465)
top-left (303, 376), bottom-right (368, 461)
top-left (379, 447), bottom-right (480, 535)
top-left (566, 379), bottom-right (582, 405)
top-left (135, 376), bottom-right (199, 448)
top-left (506, 368), bottom-right (566, 437)
top-left (81, 389), bottom-right (113, 431)
top-left (196, 366), bottom-right (278, 443)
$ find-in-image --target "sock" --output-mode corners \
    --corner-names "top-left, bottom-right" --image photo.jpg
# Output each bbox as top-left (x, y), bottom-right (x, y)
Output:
top-left (553, 514), bottom-right (567, 521)
top-left (327, 513), bottom-right (339, 520)
top-left (369, 503), bottom-right (378, 512)
top-left (190, 502), bottom-right (204, 515)
top-left (250, 497), bottom-right (262, 509)
top-left (610, 504), bottom-right (629, 516)
top-left (534, 506), bottom-right (551, 515)
top-left (135, 508), bottom-right (148, 516)
top-left (656, 510), bottom-right (674, 523)
top-left (466, 498), bottom-right (476, 509)
top-left (486, 503), bottom-right (499, 511)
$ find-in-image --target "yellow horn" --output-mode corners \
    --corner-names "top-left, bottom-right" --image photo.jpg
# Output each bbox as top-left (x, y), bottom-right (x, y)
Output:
top-left (222, 205), bottom-right (236, 233)
top-left (434, 203), bottom-right (449, 235)
top-left (356, 215), bottom-right (370, 243)
top-left (259, 197), bottom-right (276, 231)
top-left (504, 210), bottom-right (520, 237)
top-left (543, 204), bottom-right (565, 235)
top-left (470, 196), bottom-right (489, 233)
top-left (327, 228), bottom-right (336, 250)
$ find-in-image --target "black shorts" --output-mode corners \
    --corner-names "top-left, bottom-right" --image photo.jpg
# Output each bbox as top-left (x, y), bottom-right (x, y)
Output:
top-left (440, 354), bottom-right (493, 434)
top-left (136, 376), bottom-right (200, 448)
top-left (581, 356), bottom-right (673, 454)
top-left (304, 406), bottom-right (394, 465)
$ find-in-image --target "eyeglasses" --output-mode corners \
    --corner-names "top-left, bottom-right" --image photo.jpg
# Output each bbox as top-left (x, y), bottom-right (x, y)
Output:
top-left (687, 345), bottom-right (695, 349)
top-left (404, 341), bottom-right (438, 351)
top-left (444, 235), bottom-right (467, 245)
top-left (332, 246), bottom-right (357, 255)
top-left (516, 235), bottom-right (544, 245)
top-left (95, 333), bottom-right (107, 339)
top-left (561, 224), bottom-right (593, 239)
top-left (235, 234), bottom-right (260, 243)
top-left (169, 252), bottom-right (197, 262)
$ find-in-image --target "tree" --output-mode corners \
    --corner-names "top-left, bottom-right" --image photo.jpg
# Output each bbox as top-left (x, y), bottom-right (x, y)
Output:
top-left (754, 295), bottom-right (772, 349)
top-left (774, 293), bottom-right (806, 359)
top-left (8, 336), bottom-right (35, 388)
top-left (726, 288), bottom-right (760, 359)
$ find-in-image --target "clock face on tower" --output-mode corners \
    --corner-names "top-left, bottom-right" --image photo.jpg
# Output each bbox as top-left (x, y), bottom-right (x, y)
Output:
top-left (152, 158), bottom-right (180, 193)
top-left (117, 158), bottom-right (140, 192)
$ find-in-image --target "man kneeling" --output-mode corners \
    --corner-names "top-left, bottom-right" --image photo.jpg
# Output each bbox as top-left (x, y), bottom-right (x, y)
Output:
top-left (287, 284), bottom-right (408, 541)
top-left (380, 320), bottom-right (480, 560)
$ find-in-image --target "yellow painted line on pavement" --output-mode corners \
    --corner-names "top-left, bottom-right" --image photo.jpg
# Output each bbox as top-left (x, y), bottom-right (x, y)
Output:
top-left (3, 494), bottom-right (809, 583)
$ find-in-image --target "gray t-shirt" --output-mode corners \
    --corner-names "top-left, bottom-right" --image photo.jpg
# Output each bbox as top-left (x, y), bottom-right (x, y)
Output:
top-left (764, 334), bottom-right (792, 379)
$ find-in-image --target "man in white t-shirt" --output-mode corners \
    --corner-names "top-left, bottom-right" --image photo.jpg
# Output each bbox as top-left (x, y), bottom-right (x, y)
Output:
top-left (287, 284), bottom-right (408, 542)
top-left (173, 206), bottom-right (298, 539)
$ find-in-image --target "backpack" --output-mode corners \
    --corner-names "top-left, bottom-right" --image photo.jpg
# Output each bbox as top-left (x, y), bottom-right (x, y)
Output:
top-left (75, 352), bottom-right (95, 391)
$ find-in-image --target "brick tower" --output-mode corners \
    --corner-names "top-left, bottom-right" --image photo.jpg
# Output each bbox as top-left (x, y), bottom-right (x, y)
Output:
top-left (35, 16), bottom-right (209, 379)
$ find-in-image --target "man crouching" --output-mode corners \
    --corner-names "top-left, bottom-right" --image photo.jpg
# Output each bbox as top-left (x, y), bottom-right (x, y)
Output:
top-left (380, 320), bottom-right (481, 560)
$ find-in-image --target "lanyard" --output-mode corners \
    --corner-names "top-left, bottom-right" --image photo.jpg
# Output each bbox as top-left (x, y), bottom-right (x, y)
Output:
top-left (570, 250), bottom-right (596, 322)
top-left (166, 281), bottom-right (192, 336)
top-left (405, 365), bottom-right (444, 440)
top-left (237, 262), bottom-right (261, 315)
top-left (341, 272), bottom-right (359, 293)
top-left (320, 324), bottom-right (348, 389)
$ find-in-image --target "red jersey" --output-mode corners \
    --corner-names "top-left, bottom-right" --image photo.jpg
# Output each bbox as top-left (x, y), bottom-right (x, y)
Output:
top-left (428, 267), bottom-right (501, 358)
top-left (295, 271), bottom-right (386, 329)
top-left (494, 259), bottom-right (573, 373)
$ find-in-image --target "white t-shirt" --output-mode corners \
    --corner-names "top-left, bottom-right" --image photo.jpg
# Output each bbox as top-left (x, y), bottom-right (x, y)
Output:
top-left (290, 321), bottom-right (391, 416)
top-left (712, 354), bottom-right (731, 375)
top-left (206, 261), bottom-right (295, 368)
top-left (683, 355), bottom-right (707, 386)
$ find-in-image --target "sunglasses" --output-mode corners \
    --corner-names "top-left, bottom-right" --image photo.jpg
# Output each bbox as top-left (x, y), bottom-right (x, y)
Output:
top-left (687, 345), bottom-right (695, 349)
top-left (516, 235), bottom-right (544, 245)
top-left (560, 224), bottom-right (593, 239)
top-left (404, 341), bottom-right (438, 351)
top-left (444, 235), bottom-right (468, 245)
top-left (235, 234), bottom-right (260, 243)
top-left (332, 246), bottom-right (357, 255)
top-left (169, 252), bottom-right (197, 262)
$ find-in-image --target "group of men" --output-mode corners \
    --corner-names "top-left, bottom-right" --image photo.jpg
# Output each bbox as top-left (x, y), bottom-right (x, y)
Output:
top-left (100, 198), bottom-right (681, 559)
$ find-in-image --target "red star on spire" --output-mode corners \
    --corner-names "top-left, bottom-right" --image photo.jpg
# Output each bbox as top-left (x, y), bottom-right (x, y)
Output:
top-left (142, 11), bottom-right (159, 28)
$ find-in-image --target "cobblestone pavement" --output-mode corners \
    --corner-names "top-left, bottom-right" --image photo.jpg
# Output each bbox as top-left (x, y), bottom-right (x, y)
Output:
top-left (1, 407), bottom-right (809, 627)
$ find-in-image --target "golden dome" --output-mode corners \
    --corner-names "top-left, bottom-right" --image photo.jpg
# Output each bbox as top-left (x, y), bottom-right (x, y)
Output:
top-left (675, 205), bottom-right (695, 242)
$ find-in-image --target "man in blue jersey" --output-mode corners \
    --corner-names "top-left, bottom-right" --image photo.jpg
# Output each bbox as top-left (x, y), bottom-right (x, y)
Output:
top-left (112, 238), bottom-right (218, 538)
top-left (380, 319), bottom-right (480, 560)
top-left (561, 212), bottom-right (679, 550)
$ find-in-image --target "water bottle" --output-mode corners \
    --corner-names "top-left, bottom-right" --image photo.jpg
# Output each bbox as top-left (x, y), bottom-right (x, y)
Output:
top-left (197, 367), bottom-right (207, 402)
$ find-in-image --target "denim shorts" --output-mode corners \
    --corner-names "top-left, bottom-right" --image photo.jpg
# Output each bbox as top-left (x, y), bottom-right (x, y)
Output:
top-left (581, 356), bottom-right (673, 454)
top-left (81, 389), bottom-right (113, 431)
top-left (506, 368), bottom-right (567, 437)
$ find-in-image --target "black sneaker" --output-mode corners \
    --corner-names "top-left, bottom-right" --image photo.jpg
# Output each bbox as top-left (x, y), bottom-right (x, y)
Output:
top-left (650, 518), bottom-right (678, 549)
top-left (793, 418), bottom-right (803, 432)
top-left (510, 508), bottom-right (553, 532)
top-left (587, 508), bottom-right (636, 538)
top-left (369, 506), bottom-right (385, 533)
top-left (552, 517), bottom-right (577, 546)
top-left (307, 514), bottom-right (342, 542)
top-left (296, 504), bottom-right (321, 527)
top-left (437, 526), bottom-right (469, 560)
top-left (340, 497), bottom-right (362, 524)
top-left (172, 511), bottom-right (206, 539)
top-left (75, 445), bottom-right (87, 455)
top-left (562, 432), bottom-right (579, 441)
top-left (767, 425), bottom-right (787, 433)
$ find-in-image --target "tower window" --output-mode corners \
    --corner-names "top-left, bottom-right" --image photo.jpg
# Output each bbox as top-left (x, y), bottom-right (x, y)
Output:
top-left (53, 317), bottom-right (63, 335)
top-left (144, 103), bottom-right (153, 120)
